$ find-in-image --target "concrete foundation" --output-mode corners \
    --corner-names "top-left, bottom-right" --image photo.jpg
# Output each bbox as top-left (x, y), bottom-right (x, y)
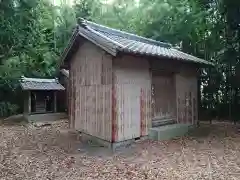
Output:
top-left (25, 113), bottom-right (67, 122)
top-left (76, 124), bottom-right (195, 150)
top-left (149, 123), bottom-right (191, 141)
top-left (79, 132), bottom-right (147, 151)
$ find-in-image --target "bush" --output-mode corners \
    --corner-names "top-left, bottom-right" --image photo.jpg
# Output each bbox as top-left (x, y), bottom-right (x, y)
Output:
top-left (0, 102), bottom-right (19, 117)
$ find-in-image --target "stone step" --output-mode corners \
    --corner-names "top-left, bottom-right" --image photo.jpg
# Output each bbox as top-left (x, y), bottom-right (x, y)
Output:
top-left (149, 124), bottom-right (191, 141)
top-left (152, 118), bottom-right (176, 127)
top-left (26, 113), bottom-right (67, 122)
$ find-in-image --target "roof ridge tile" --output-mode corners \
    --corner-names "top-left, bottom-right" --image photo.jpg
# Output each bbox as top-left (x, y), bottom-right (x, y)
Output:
top-left (81, 19), bottom-right (172, 48)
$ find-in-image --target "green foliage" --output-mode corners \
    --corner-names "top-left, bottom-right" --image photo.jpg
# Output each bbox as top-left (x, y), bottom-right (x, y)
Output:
top-left (0, 102), bottom-right (19, 117)
top-left (0, 0), bottom-right (66, 116)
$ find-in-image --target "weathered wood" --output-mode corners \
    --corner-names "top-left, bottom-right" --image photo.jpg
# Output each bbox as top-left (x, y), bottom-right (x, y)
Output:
top-left (23, 91), bottom-right (30, 116)
top-left (152, 73), bottom-right (176, 120)
top-left (69, 41), bottom-right (113, 141)
top-left (54, 92), bottom-right (57, 112)
top-left (113, 55), bottom-right (151, 142)
top-left (28, 91), bottom-right (31, 113)
top-left (67, 38), bottom-right (200, 143)
top-left (175, 73), bottom-right (198, 124)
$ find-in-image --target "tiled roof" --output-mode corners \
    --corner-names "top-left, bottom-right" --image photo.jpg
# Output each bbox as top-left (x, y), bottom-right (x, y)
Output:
top-left (20, 77), bottom-right (65, 91)
top-left (73, 19), bottom-right (212, 65)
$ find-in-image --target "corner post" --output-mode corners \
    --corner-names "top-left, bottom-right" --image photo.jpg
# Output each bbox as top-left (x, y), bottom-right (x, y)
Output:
top-left (54, 91), bottom-right (57, 113)
top-left (28, 91), bottom-right (31, 114)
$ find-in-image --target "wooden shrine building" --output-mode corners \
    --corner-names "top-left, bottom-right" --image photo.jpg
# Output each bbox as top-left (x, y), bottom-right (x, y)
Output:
top-left (60, 19), bottom-right (213, 148)
top-left (20, 77), bottom-right (66, 121)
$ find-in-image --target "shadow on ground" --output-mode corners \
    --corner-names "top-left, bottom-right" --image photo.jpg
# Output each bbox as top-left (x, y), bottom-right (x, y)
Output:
top-left (0, 114), bottom-right (27, 126)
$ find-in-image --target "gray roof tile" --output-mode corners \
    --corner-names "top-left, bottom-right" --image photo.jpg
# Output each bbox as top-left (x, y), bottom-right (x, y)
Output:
top-left (77, 19), bottom-right (212, 65)
top-left (20, 77), bottom-right (65, 91)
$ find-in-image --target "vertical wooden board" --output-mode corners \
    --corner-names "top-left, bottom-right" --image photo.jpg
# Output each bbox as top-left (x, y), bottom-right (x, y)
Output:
top-left (118, 85), bottom-right (122, 140)
top-left (100, 86), bottom-right (104, 138)
top-left (143, 86), bottom-right (147, 135)
top-left (121, 85), bottom-right (125, 140)
top-left (70, 41), bottom-right (113, 141)
top-left (152, 74), bottom-right (175, 119)
top-left (146, 87), bottom-right (149, 132)
top-left (109, 85), bottom-right (112, 141)
top-left (78, 86), bottom-right (81, 130)
top-left (122, 84), bottom-right (126, 140)
top-left (141, 85), bottom-right (150, 136)
top-left (95, 85), bottom-right (97, 137)
top-left (141, 87), bottom-right (145, 136)
top-left (123, 84), bottom-right (128, 140)
top-left (147, 86), bottom-right (152, 133)
top-left (193, 97), bottom-right (197, 124)
top-left (97, 86), bottom-right (100, 137)
top-left (70, 69), bottom-right (73, 128)
top-left (175, 73), bottom-right (198, 124)
top-left (68, 67), bottom-right (72, 128)
top-left (127, 85), bottom-right (131, 139)
top-left (77, 65), bottom-right (80, 122)
top-left (103, 86), bottom-right (106, 139)
top-left (112, 84), bottom-right (117, 142)
top-left (134, 86), bottom-right (141, 138)
top-left (116, 84), bottom-right (122, 141)
top-left (188, 91), bottom-right (192, 123)
top-left (92, 86), bottom-right (96, 136)
top-left (104, 86), bottom-right (107, 140)
top-left (80, 86), bottom-right (84, 131)
top-left (72, 69), bottom-right (75, 127)
top-left (115, 83), bottom-right (144, 141)
top-left (117, 84), bottom-right (122, 141)
top-left (113, 55), bottom-right (151, 141)
top-left (82, 86), bottom-right (86, 131)
top-left (121, 84), bottom-right (127, 141)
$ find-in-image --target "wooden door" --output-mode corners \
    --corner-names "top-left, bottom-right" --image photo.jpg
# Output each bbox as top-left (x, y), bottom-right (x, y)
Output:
top-left (152, 73), bottom-right (175, 120)
top-left (115, 84), bottom-right (141, 141)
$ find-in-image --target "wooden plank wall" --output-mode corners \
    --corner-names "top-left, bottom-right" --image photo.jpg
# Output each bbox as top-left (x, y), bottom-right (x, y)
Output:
top-left (69, 41), bottom-right (112, 141)
top-left (151, 59), bottom-right (199, 124)
top-left (175, 73), bottom-right (198, 124)
top-left (113, 56), bottom-right (151, 142)
top-left (152, 73), bottom-right (176, 119)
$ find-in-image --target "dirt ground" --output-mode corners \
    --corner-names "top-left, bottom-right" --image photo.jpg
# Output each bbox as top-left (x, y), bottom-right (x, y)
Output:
top-left (1, 120), bottom-right (240, 180)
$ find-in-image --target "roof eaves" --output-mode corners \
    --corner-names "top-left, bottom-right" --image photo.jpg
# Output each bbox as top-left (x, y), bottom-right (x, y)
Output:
top-left (172, 49), bottom-right (214, 66)
top-left (119, 47), bottom-right (213, 66)
top-left (60, 27), bottom-right (79, 66)
top-left (19, 77), bottom-right (65, 91)
top-left (21, 77), bottom-right (59, 83)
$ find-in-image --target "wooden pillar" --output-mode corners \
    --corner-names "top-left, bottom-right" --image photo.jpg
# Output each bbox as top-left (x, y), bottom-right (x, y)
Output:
top-left (23, 91), bottom-right (31, 121)
top-left (54, 91), bottom-right (57, 113)
top-left (197, 75), bottom-right (201, 126)
top-left (23, 91), bottom-right (29, 115)
top-left (175, 74), bottom-right (179, 123)
top-left (28, 91), bottom-right (31, 114)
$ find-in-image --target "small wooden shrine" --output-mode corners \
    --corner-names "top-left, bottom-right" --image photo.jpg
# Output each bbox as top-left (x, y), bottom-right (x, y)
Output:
top-left (20, 76), bottom-right (66, 121)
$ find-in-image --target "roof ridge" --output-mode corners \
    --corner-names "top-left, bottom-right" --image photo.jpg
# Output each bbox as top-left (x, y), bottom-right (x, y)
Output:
top-left (79, 18), bottom-right (172, 48)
